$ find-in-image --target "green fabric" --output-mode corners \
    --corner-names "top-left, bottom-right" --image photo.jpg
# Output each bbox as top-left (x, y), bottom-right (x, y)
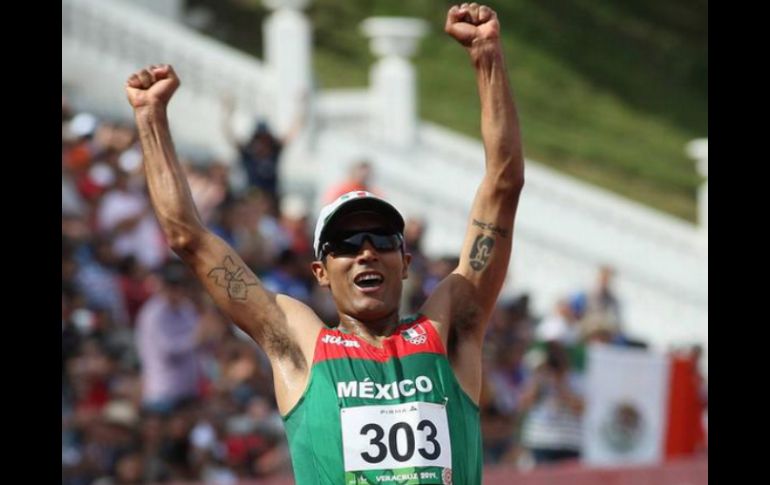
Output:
top-left (283, 340), bottom-right (481, 484)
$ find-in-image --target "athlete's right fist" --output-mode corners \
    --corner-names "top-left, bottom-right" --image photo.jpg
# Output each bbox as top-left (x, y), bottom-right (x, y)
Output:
top-left (445, 3), bottom-right (500, 49)
top-left (125, 64), bottom-right (180, 110)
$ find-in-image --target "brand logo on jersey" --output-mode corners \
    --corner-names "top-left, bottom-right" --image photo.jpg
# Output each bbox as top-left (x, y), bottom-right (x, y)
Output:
top-left (322, 334), bottom-right (361, 348)
top-left (401, 324), bottom-right (428, 345)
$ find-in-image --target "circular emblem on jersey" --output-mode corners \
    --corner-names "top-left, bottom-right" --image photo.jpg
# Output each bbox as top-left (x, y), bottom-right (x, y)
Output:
top-left (401, 324), bottom-right (428, 345)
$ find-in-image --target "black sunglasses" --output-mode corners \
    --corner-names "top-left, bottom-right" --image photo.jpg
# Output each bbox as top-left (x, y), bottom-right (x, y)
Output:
top-left (320, 230), bottom-right (404, 259)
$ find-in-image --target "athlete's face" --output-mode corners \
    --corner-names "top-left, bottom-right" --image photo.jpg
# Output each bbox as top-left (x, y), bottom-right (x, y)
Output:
top-left (311, 212), bottom-right (411, 322)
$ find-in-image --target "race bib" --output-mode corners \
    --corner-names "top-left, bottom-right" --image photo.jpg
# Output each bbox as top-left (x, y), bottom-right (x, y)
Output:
top-left (340, 401), bottom-right (452, 485)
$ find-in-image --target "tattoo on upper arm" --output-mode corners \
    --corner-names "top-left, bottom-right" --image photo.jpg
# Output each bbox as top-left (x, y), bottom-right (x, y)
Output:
top-left (468, 219), bottom-right (509, 271)
top-left (469, 235), bottom-right (495, 271)
top-left (207, 256), bottom-right (259, 300)
top-left (472, 219), bottom-right (509, 238)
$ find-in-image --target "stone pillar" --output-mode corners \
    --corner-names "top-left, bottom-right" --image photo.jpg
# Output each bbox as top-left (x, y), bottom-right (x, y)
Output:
top-left (263, 0), bottom-right (312, 136)
top-left (361, 17), bottom-right (428, 148)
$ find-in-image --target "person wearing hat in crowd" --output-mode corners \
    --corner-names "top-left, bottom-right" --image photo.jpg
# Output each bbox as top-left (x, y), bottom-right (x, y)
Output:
top-left (125, 3), bottom-right (524, 483)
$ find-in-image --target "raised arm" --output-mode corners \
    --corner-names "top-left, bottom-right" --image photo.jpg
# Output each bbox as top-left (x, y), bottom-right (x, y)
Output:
top-left (124, 65), bottom-right (320, 394)
top-left (421, 4), bottom-right (524, 398)
top-left (453, 3), bottom-right (524, 323)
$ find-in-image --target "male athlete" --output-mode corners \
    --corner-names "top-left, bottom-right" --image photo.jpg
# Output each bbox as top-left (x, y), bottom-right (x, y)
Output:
top-left (125, 3), bottom-right (523, 483)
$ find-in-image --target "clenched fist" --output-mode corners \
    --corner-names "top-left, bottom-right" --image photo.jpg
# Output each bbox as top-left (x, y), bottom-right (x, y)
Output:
top-left (125, 64), bottom-right (180, 110)
top-left (445, 3), bottom-right (500, 50)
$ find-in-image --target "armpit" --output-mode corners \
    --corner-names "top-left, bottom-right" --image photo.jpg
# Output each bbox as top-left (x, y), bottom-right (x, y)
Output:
top-left (447, 303), bottom-right (482, 356)
top-left (263, 319), bottom-right (307, 372)
top-left (240, 299), bottom-right (308, 372)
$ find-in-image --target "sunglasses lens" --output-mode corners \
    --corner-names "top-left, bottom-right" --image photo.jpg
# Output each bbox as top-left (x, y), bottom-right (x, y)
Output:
top-left (369, 234), bottom-right (401, 251)
top-left (322, 232), bottom-right (401, 258)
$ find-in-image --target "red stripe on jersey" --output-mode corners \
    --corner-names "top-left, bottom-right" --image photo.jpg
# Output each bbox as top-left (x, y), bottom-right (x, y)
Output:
top-left (312, 314), bottom-right (446, 364)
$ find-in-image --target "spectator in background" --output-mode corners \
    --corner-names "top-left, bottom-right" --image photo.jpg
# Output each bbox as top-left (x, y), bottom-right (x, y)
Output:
top-left (63, 340), bottom-right (126, 484)
top-left (93, 448), bottom-right (145, 485)
top-left (189, 288), bottom-right (233, 400)
top-left (400, 217), bottom-right (429, 313)
top-left (536, 297), bottom-right (582, 345)
top-left (160, 402), bottom-right (198, 480)
top-left (580, 315), bottom-right (615, 345)
top-left (238, 190), bottom-right (288, 272)
top-left (75, 235), bottom-right (129, 327)
top-left (261, 249), bottom-right (312, 304)
top-left (62, 112), bottom-right (103, 204)
top-left (480, 339), bottom-right (529, 463)
top-left (135, 261), bottom-right (202, 415)
top-left (209, 197), bottom-right (244, 250)
top-left (278, 194), bottom-right (313, 256)
top-left (62, 163), bottom-right (88, 219)
top-left (63, 94), bottom-right (74, 122)
top-left (89, 402), bottom-right (142, 485)
top-left (486, 294), bottom-right (535, 352)
top-left (221, 95), bottom-right (306, 204)
top-left (422, 255), bottom-right (460, 298)
top-left (519, 341), bottom-right (585, 465)
top-left (229, 120), bottom-right (283, 201)
top-left (116, 256), bottom-right (152, 325)
top-left (574, 265), bottom-right (623, 339)
top-left (91, 118), bottom-right (137, 165)
top-left (97, 168), bottom-right (166, 270)
top-left (692, 344), bottom-right (708, 453)
top-left (185, 161), bottom-right (230, 226)
top-left (137, 413), bottom-right (170, 482)
top-left (323, 159), bottom-right (382, 203)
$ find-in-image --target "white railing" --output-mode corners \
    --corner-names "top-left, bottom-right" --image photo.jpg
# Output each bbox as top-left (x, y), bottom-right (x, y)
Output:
top-left (63, 0), bottom-right (272, 108)
top-left (62, 0), bottom-right (275, 159)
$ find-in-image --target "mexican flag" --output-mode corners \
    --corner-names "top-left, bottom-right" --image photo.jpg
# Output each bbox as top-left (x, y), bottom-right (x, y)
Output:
top-left (582, 345), bottom-right (705, 466)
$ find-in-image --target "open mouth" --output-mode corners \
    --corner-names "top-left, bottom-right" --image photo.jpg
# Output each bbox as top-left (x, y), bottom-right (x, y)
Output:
top-left (354, 271), bottom-right (385, 291)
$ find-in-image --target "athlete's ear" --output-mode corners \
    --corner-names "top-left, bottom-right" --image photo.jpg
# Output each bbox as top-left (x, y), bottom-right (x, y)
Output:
top-left (311, 259), bottom-right (330, 287)
top-left (401, 252), bottom-right (412, 280)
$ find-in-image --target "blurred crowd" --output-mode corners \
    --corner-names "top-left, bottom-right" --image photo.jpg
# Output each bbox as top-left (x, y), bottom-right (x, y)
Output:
top-left (62, 96), bottom-right (706, 485)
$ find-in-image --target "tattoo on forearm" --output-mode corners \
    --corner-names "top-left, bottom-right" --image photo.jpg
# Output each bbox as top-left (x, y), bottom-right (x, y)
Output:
top-left (207, 256), bottom-right (258, 300)
top-left (469, 235), bottom-right (495, 271)
top-left (472, 219), bottom-right (509, 238)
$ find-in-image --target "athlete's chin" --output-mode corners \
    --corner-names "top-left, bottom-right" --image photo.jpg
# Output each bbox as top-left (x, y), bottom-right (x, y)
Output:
top-left (351, 298), bottom-right (397, 320)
